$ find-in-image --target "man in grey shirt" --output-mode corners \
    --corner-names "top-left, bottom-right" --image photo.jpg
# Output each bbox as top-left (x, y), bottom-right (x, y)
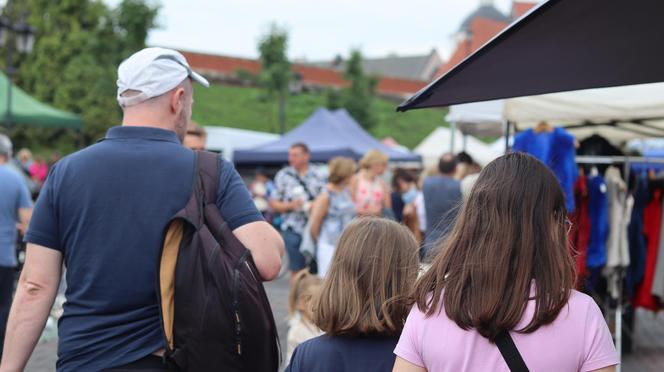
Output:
top-left (422, 153), bottom-right (461, 259)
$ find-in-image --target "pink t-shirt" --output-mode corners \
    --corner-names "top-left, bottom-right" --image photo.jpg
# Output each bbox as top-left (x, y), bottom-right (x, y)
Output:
top-left (395, 290), bottom-right (619, 372)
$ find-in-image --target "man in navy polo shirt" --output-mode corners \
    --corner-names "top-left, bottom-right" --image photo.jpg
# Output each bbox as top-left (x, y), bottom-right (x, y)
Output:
top-left (0, 48), bottom-right (284, 372)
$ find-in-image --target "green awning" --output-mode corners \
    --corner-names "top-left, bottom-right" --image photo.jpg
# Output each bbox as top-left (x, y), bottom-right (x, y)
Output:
top-left (0, 73), bottom-right (83, 130)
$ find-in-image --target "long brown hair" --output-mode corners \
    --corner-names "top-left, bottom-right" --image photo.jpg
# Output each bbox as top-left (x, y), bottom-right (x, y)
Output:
top-left (313, 217), bottom-right (420, 336)
top-left (414, 152), bottom-right (576, 341)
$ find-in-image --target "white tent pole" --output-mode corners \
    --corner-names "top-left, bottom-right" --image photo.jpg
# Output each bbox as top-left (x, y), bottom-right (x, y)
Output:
top-left (450, 122), bottom-right (457, 154)
top-left (503, 120), bottom-right (511, 154)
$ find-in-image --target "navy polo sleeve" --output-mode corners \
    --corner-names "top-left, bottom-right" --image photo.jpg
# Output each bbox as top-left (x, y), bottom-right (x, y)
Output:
top-left (216, 158), bottom-right (265, 230)
top-left (25, 165), bottom-right (62, 251)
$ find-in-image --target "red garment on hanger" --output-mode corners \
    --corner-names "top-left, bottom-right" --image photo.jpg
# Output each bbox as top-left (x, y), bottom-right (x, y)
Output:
top-left (570, 173), bottom-right (591, 287)
top-left (634, 189), bottom-right (662, 311)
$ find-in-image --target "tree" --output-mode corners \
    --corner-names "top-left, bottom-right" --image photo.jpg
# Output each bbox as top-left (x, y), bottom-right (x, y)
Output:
top-left (257, 24), bottom-right (291, 134)
top-left (341, 49), bottom-right (377, 130)
top-left (10, 0), bottom-right (159, 150)
top-left (325, 88), bottom-right (342, 110)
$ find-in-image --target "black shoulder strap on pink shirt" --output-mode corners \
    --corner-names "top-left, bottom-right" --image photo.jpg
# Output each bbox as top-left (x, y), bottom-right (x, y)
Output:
top-left (495, 330), bottom-right (530, 372)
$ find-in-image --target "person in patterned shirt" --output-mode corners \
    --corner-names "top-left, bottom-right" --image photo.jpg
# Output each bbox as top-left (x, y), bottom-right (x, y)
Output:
top-left (270, 143), bottom-right (325, 280)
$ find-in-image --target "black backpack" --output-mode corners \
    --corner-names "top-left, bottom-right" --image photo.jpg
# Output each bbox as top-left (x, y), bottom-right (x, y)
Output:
top-left (157, 151), bottom-right (280, 371)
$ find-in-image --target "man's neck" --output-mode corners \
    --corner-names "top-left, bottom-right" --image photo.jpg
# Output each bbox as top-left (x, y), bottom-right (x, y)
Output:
top-left (294, 164), bottom-right (309, 176)
top-left (122, 110), bottom-right (174, 132)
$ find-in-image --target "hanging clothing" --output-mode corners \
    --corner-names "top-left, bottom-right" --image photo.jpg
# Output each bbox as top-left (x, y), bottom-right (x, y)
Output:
top-left (605, 167), bottom-right (633, 268)
top-left (570, 173), bottom-right (591, 283)
top-left (652, 194), bottom-right (664, 301)
top-left (626, 175), bottom-right (649, 297)
top-left (577, 135), bottom-right (624, 175)
top-left (586, 174), bottom-right (609, 270)
top-left (652, 211), bottom-right (664, 300)
top-left (633, 188), bottom-right (662, 311)
top-left (513, 127), bottom-right (578, 211)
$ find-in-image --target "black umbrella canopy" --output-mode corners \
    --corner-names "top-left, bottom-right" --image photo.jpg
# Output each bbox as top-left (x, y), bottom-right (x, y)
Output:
top-left (398, 0), bottom-right (664, 111)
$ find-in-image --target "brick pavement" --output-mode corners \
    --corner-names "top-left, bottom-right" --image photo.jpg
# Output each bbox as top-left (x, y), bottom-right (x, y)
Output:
top-left (24, 278), bottom-right (664, 371)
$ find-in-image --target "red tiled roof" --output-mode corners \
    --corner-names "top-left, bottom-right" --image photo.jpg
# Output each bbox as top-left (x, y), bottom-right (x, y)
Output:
top-left (377, 76), bottom-right (428, 96)
top-left (293, 64), bottom-right (346, 87)
top-left (435, 17), bottom-right (509, 78)
top-left (181, 51), bottom-right (260, 75)
top-left (512, 1), bottom-right (537, 19)
top-left (179, 50), bottom-right (426, 96)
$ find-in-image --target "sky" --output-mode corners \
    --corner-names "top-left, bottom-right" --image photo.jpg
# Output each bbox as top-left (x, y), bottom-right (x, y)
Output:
top-left (100, 0), bottom-right (538, 62)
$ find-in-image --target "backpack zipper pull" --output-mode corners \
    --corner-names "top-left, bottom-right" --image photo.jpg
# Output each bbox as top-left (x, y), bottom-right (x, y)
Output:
top-left (235, 307), bottom-right (242, 355)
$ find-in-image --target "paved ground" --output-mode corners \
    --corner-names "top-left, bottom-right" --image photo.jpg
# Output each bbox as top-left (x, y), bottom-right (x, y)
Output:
top-left (23, 277), bottom-right (664, 371)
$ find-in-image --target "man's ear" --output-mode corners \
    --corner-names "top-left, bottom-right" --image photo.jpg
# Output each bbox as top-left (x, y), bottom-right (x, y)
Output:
top-left (170, 87), bottom-right (185, 114)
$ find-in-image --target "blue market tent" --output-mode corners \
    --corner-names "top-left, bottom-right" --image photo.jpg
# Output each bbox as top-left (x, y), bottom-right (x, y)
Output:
top-left (233, 108), bottom-right (421, 165)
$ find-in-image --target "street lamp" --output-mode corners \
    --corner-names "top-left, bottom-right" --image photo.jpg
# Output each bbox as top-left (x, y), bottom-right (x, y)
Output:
top-left (0, 13), bottom-right (36, 131)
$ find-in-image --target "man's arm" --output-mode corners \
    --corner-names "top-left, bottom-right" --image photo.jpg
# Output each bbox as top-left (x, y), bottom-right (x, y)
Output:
top-left (16, 207), bottom-right (32, 236)
top-left (269, 171), bottom-right (304, 213)
top-left (0, 244), bottom-right (62, 372)
top-left (269, 199), bottom-right (303, 214)
top-left (232, 222), bottom-right (284, 281)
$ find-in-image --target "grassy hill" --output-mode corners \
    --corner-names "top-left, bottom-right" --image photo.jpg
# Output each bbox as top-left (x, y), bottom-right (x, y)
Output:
top-left (192, 84), bottom-right (447, 149)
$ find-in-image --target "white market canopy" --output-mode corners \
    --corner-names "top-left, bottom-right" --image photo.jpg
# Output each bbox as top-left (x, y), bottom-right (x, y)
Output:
top-left (446, 82), bottom-right (664, 142)
top-left (204, 126), bottom-right (280, 162)
top-left (414, 127), bottom-right (497, 169)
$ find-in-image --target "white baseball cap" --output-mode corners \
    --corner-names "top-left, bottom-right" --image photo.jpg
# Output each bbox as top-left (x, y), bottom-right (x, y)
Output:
top-left (117, 47), bottom-right (210, 107)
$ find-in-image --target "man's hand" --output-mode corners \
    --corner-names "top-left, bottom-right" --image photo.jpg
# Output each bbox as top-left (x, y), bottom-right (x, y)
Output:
top-left (290, 199), bottom-right (305, 211)
top-left (16, 207), bottom-right (32, 236)
top-left (15, 222), bottom-right (27, 236)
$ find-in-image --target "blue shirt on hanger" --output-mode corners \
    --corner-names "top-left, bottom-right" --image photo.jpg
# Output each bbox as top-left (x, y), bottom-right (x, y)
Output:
top-left (587, 174), bottom-right (609, 269)
top-left (513, 127), bottom-right (578, 212)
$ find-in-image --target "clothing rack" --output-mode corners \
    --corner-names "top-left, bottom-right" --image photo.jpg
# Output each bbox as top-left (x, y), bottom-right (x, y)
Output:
top-left (574, 155), bottom-right (664, 372)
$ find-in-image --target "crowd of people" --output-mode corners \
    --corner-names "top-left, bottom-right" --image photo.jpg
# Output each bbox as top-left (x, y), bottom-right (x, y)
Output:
top-left (3, 147), bottom-right (61, 198)
top-left (253, 143), bottom-right (484, 276)
top-left (278, 153), bottom-right (619, 372)
top-left (0, 48), bottom-right (621, 372)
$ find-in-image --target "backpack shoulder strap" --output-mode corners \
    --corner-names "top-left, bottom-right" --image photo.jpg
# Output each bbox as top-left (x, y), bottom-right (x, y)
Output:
top-left (196, 150), bottom-right (221, 206)
top-left (495, 330), bottom-right (529, 372)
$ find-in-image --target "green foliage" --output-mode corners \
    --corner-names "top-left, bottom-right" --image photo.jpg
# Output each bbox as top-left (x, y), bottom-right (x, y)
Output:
top-left (325, 88), bottom-right (342, 110)
top-left (257, 24), bottom-right (291, 97)
top-left (114, 0), bottom-right (160, 58)
top-left (9, 0), bottom-right (159, 149)
top-left (257, 23), bottom-right (290, 133)
top-left (191, 83), bottom-right (447, 149)
top-left (340, 49), bottom-right (378, 130)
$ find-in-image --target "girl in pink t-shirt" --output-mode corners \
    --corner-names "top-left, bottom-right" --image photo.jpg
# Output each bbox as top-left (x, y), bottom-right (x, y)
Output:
top-left (394, 153), bottom-right (619, 372)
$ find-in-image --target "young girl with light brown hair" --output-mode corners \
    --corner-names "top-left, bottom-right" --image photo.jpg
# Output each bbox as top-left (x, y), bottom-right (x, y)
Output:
top-left (286, 270), bottom-right (323, 364)
top-left (286, 217), bottom-right (419, 372)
